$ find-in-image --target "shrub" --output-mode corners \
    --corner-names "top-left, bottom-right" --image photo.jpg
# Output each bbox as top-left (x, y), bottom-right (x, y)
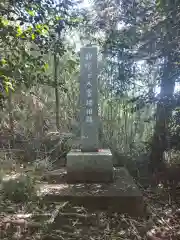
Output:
top-left (1, 174), bottom-right (37, 203)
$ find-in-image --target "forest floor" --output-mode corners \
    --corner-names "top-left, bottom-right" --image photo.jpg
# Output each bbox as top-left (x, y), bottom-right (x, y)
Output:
top-left (0, 168), bottom-right (180, 240)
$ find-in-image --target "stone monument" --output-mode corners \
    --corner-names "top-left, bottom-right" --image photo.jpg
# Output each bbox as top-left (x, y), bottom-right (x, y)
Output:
top-left (42, 46), bottom-right (144, 216)
top-left (66, 46), bottom-right (114, 183)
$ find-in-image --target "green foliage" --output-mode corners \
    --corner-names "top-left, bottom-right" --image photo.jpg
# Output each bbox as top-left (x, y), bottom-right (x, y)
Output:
top-left (1, 174), bottom-right (37, 203)
top-left (0, 0), bottom-right (84, 100)
top-left (89, 0), bottom-right (180, 168)
top-left (163, 149), bottom-right (180, 165)
top-left (0, 15), bottom-right (49, 95)
top-left (101, 96), bottom-right (154, 156)
top-left (168, 105), bottom-right (180, 150)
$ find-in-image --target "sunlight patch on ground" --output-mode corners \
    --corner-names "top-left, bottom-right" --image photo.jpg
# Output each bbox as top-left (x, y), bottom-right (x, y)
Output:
top-left (38, 184), bottom-right (69, 195)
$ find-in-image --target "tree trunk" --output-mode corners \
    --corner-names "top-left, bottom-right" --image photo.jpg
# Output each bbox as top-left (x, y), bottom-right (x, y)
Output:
top-left (54, 52), bottom-right (60, 131)
top-left (150, 56), bottom-right (175, 173)
top-left (8, 89), bottom-right (15, 147)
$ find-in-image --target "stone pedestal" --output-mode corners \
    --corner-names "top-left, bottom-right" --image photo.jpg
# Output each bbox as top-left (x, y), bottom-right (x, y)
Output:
top-left (40, 46), bottom-right (144, 217)
top-left (66, 149), bottom-right (113, 183)
top-left (40, 167), bottom-right (145, 217)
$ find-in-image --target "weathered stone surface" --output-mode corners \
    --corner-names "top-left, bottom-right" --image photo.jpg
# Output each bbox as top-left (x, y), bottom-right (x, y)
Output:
top-left (42, 168), bottom-right (67, 183)
top-left (66, 149), bottom-right (113, 183)
top-left (39, 167), bottom-right (144, 217)
top-left (80, 47), bottom-right (99, 152)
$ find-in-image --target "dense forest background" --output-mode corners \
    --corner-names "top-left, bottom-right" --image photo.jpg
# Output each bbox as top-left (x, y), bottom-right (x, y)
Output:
top-left (1, 0), bottom-right (180, 171)
top-left (1, 0), bottom-right (180, 239)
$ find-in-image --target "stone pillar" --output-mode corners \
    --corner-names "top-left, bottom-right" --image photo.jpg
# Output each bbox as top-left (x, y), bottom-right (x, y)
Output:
top-left (80, 47), bottom-right (99, 152)
top-left (67, 46), bottom-right (114, 183)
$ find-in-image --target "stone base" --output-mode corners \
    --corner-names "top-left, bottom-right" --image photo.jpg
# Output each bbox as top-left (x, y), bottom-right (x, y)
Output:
top-left (66, 149), bottom-right (113, 183)
top-left (42, 168), bottom-right (67, 184)
top-left (40, 168), bottom-right (144, 217)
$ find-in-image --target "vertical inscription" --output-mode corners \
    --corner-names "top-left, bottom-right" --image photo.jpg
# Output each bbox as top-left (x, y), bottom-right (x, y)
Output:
top-left (80, 47), bottom-right (99, 151)
top-left (84, 54), bottom-right (93, 123)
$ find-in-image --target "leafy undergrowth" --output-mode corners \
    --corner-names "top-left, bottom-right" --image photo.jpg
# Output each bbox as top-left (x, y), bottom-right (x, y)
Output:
top-left (1, 166), bottom-right (180, 239)
top-left (0, 200), bottom-right (58, 240)
top-left (139, 187), bottom-right (180, 240)
top-left (1, 184), bottom-right (180, 239)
